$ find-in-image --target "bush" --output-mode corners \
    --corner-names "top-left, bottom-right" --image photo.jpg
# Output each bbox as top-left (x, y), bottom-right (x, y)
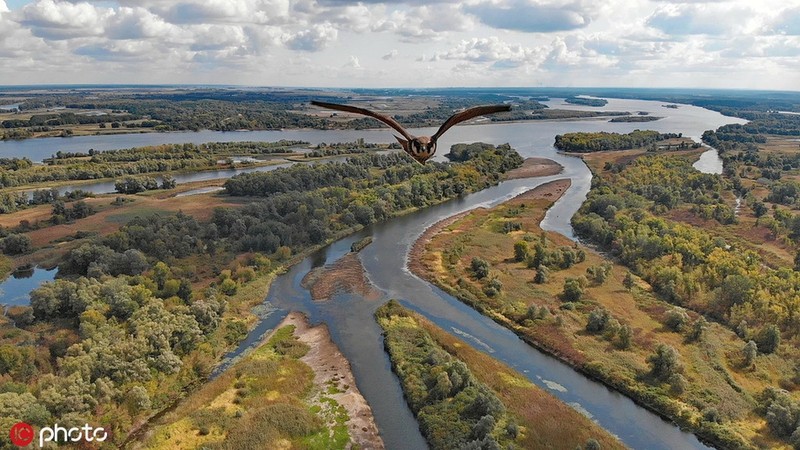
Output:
top-left (471, 257), bottom-right (490, 279)
top-left (664, 308), bottom-right (689, 332)
top-left (648, 344), bottom-right (681, 381)
top-left (586, 263), bottom-right (612, 285)
top-left (513, 241), bottom-right (529, 262)
top-left (534, 265), bottom-right (549, 284)
top-left (617, 324), bottom-right (633, 349)
top-left (688, 316), bottom-right (707, 342)
top-left (0, 234), bottom-right (31, 255)
top-left (562, 277), bottom-right (584, 302)
top-left (586, 307), bottom-right (610, 334)
top-left (743, 340), bottom-right (758, 367)
top-left (757, 324), bottom-right (781, 354)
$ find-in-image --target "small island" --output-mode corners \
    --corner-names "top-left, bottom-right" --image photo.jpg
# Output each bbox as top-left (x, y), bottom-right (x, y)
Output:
top-left (609, 115), bottom-right (664, 123)
top-left (564, 96), bottom-right (608, 107)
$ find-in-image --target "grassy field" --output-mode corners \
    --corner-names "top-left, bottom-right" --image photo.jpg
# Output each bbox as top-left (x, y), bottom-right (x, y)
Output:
top-left (414, 182), bottom-right (793, 449)
top-left (137, 321), bottom-right (357, 450)
top-left (376, 300), bottom-right (622, 450)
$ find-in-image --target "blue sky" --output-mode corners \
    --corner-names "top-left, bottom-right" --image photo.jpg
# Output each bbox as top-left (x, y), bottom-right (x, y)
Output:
top-left (1, 0), bottom-right (799, 89)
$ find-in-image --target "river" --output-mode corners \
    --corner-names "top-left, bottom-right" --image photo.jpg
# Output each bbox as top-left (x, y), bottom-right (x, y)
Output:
top-left (0, 98), bottom-right (743, 448)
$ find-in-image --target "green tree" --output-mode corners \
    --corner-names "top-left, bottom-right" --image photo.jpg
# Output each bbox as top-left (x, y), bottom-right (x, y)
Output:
top-left (0, 233), bottom-right (31, 255)
top-left (757, 325), bottom-right (781, 354)
top-left (648, 344), bottom-right (681, 381)
top-left (688, 316), bottom-right (707, 342)
top-left (534, 265), bottom-right (550, 284)
top-left (562, 277), bottom-right (584, 302)
top-left (664, 308), bottom-right (689, 332)
top-left (586, 307), bottom-right (610, 333)
top-left (471, 257), bottom-right (490, 279)
top-left (743, 340), bottom-right (758, 367)
top-left (623, 271), bottom-right (635, 290)
top-left (513, 241), bottom-right (529, 262)
top-left (618, 324), bottom-right (633, 349)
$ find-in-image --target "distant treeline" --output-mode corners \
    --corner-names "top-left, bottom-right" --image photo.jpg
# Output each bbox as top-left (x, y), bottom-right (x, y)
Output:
top-left (554, 130), bottom-right (681, 152)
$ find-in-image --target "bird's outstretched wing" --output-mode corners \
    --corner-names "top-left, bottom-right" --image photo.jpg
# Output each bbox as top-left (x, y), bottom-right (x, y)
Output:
top-left (311, 101), bottom-right (414, 142)
top-left (431, 105), bottom-right (511, 142)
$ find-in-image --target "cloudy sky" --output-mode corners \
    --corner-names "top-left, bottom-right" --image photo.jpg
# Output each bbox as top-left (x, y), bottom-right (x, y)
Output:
top-left (1, 0), bottom-right (799, 89)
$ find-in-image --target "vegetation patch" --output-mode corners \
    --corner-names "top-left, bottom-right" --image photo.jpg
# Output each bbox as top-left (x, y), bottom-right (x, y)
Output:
top-left (376, 300), bottom-right (621, 450)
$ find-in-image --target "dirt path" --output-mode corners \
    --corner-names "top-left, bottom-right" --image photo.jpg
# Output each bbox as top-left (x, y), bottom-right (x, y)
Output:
top-left (281, 312), bottom-right (385, 449)
top-left (504, 157), bottom-right (563, 180)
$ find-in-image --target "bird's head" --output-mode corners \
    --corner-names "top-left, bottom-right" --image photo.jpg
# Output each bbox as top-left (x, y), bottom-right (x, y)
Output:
top-left (396, 135), bottom-right (436, 164)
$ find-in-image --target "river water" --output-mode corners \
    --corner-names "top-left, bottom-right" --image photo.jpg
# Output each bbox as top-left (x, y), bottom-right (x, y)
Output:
top-left (0, 98), bottom-right (744, 448)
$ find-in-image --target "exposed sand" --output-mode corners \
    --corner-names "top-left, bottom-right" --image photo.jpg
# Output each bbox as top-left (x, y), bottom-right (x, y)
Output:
top-left (301, 252), bottom-right (382, 301)
top-left (281, 312), bottom-right (385, 450)
top-left (408, 179), bottom-right (571, 281)
top-left (504, 157), bottom-right (563, 180)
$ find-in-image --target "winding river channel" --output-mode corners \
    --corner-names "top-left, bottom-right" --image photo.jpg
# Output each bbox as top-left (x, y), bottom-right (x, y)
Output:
top-left (1, 98), bottom-right (745, 448)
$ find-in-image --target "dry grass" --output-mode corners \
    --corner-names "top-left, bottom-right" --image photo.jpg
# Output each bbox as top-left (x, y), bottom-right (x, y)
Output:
top-left (416, 313), bottom-right (625, 449)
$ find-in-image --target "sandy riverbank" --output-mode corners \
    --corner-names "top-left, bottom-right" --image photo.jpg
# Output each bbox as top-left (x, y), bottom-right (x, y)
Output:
top-left (281, 312), bottom-right (385, 449)
top-left (504, 157), bottom-right (563, 180)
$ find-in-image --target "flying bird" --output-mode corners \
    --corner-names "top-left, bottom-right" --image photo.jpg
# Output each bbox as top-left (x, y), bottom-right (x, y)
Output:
top-left (311, 100), bottom-right (511, 164)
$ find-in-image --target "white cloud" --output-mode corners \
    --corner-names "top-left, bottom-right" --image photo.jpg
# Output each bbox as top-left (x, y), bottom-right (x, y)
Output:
top-left (466, 0), bottom-right (594, 33)
top-left (0, 0), bottom-right (797, 89)
top-left (19, 0), bottom-right (112, 40)
top-left (646, 3), bottom-right (761, 36)
top-left (285, 23), bottom-right (338, 51)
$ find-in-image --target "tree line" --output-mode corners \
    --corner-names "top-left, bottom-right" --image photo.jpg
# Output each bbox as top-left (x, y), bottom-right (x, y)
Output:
top-left (554, 130), bottom-right (681, 152)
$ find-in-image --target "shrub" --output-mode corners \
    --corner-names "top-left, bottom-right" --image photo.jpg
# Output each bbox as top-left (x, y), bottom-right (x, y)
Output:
top-left (743, 340), bottom-right (758, 367)
top-left (688, 316), bottom-right (707, 342)
top-left (513, 241), bottom-right (529, 262)
top-left (664, 308), bottom-right (689, 332)
top-left (586, 307), bottom-right (610, 334)
top-left (562, 277), bottom-right (584, 302)
top-left (617, 324), bottom-right (633, 349)
top-left (757, 324), bottom-right (781, 354)
top-left (0, 234), bottom-right (31, 255)
top-left (471, 257), bottom-right (490, 279)
top-left (648, 344), bottom-right (681, 381)
top-left (534, 265), bottom-right (550, 284)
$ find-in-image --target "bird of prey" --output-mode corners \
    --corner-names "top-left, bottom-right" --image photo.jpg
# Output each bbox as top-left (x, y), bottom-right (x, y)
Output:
top-left (311, 100), bottom-right (511, 164)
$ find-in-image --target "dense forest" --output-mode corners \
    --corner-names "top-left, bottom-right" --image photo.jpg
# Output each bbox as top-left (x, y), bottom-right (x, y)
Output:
top-left (554, 130), bottom-right (682, 152)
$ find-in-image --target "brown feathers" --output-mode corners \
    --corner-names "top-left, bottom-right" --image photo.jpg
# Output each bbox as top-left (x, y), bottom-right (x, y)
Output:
top-left (311, 100), bottom-right (511, 164)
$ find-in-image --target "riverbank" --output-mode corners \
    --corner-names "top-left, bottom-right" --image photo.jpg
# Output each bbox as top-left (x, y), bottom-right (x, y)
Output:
top-left (286, 312), bottom-right (384, 449)
top-left (407, 180), bottom-right (775, 449)
top-left (135, 311), bottom-right (383, 449)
